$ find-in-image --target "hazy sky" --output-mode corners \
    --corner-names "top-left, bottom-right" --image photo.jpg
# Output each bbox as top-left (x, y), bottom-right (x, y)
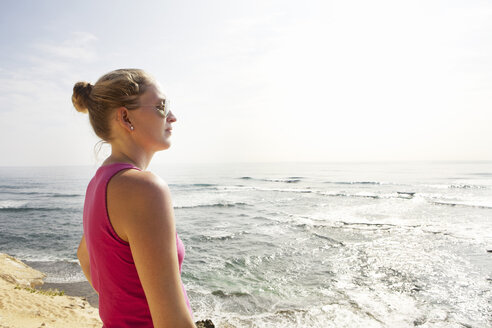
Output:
top-left (1, 0), bottom-right (491, 166)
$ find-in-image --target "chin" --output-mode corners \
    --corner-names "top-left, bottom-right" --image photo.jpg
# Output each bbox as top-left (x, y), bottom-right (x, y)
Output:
top-left (158, 141), bottom-right (172, 151)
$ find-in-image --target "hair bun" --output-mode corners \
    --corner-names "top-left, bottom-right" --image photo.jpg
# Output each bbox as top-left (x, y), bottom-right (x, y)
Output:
top-left (72, 81), bottom-right (93, 113)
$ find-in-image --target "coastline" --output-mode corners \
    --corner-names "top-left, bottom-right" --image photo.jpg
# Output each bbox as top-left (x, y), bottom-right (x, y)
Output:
top-left (0, 253), bottom-right (101, 328)
top-left (0, 253), bottom-right (217, 328)
top-left (37, 281), bottom-right (99, 308)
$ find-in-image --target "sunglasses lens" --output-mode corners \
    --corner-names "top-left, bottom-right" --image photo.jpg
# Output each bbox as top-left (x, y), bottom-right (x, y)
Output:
top-left (164, 101), bottom-right (170, 117)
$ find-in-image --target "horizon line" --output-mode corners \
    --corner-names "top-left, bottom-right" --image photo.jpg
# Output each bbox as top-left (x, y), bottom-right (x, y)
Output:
top-left (0, 159), bottom-right (491, 168)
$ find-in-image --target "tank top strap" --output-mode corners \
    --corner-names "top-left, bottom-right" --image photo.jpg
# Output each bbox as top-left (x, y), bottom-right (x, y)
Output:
top-left (96, 162), bottom-right (142, 179)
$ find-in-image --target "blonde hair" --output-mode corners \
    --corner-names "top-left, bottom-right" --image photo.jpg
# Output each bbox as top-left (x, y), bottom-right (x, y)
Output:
top-left (72, 68), bottom-right (155, 141)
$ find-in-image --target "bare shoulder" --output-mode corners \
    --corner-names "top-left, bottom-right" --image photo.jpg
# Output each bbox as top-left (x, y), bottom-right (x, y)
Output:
top-left (109, 169), bottom-right (172, 205)
top-left (112, 169), bottom-right (168, 192)
top-left (107, 169), bottom-right (174, 241)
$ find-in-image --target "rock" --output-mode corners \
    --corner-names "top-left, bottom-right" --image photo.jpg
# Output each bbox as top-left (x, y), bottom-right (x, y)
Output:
top-left (195, 319), bottom-right (215, 328)
top-left (0, 253), bottom-right (102, 327)
top-left (0, 253), bottom-right (46, 288)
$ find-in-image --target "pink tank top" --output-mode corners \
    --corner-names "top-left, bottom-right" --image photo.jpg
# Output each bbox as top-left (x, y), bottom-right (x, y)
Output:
top-left (82, 162), bottom-right (193, 327)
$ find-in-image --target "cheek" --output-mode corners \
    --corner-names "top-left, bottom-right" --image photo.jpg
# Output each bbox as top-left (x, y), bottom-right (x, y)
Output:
top-left (150, 121), bottom-right (167, 139)
top-left (145, 118), bottom-right (163, 131)
top-left (136, 121), bottom-right (162, 141)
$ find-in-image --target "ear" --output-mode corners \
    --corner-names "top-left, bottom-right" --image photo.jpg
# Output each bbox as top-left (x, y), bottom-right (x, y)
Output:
top-left (115, 107), bottom-right (134, 132)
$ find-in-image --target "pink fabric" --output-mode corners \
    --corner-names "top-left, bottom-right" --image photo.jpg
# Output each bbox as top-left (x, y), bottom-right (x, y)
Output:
top-left (82, 162), bottom-right (193, 327)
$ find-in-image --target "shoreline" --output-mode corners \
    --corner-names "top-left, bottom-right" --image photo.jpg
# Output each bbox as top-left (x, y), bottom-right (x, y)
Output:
top-left (0, 253), bottom-right (101, 328)
top-left (0, 253), bottom-right (217, 328)
top-left (36, 281), bottom-right (99, 308)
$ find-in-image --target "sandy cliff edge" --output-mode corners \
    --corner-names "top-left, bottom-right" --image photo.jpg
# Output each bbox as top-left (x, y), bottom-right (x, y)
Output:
top-left (0, 253), bottom-right (102, 328)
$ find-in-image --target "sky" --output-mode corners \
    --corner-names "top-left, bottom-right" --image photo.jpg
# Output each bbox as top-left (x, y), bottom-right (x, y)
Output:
top-left (0, 0), bottom-right (491, 166)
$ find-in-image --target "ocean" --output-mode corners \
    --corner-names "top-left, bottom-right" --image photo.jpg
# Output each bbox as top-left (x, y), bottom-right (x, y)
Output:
top-left (0, 161), bottom-right (491, 328)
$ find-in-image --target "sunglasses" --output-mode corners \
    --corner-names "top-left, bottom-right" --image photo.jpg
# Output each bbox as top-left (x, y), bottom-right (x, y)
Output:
top-left (135, 99), bottom-right (171, 118)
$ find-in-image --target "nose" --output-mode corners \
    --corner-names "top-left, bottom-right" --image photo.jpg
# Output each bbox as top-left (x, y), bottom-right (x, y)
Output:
top-left (167, 110), bottom-right (177, 123)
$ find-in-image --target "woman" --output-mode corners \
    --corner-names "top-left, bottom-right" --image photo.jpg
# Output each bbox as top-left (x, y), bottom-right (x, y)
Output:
top-left (73, 69), bottom-right (195, 328)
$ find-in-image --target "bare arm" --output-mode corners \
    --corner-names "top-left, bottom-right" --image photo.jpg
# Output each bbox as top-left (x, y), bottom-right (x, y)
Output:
top-left (111, 171), bottom-right (195, 328)
top-left (77, 235), bottom-right (95, 290)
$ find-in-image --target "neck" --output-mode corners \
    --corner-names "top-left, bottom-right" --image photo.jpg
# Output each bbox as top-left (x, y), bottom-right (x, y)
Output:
top-left (104, 142), bottom-right (154, 171)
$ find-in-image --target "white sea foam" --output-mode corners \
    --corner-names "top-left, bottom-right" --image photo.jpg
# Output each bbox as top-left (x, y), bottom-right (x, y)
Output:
top-left (0, 200), bottom-right (29, 209)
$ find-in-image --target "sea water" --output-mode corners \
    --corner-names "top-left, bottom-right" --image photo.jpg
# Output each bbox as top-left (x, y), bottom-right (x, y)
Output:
top-left (0, 162), bottom-right (491, 327)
